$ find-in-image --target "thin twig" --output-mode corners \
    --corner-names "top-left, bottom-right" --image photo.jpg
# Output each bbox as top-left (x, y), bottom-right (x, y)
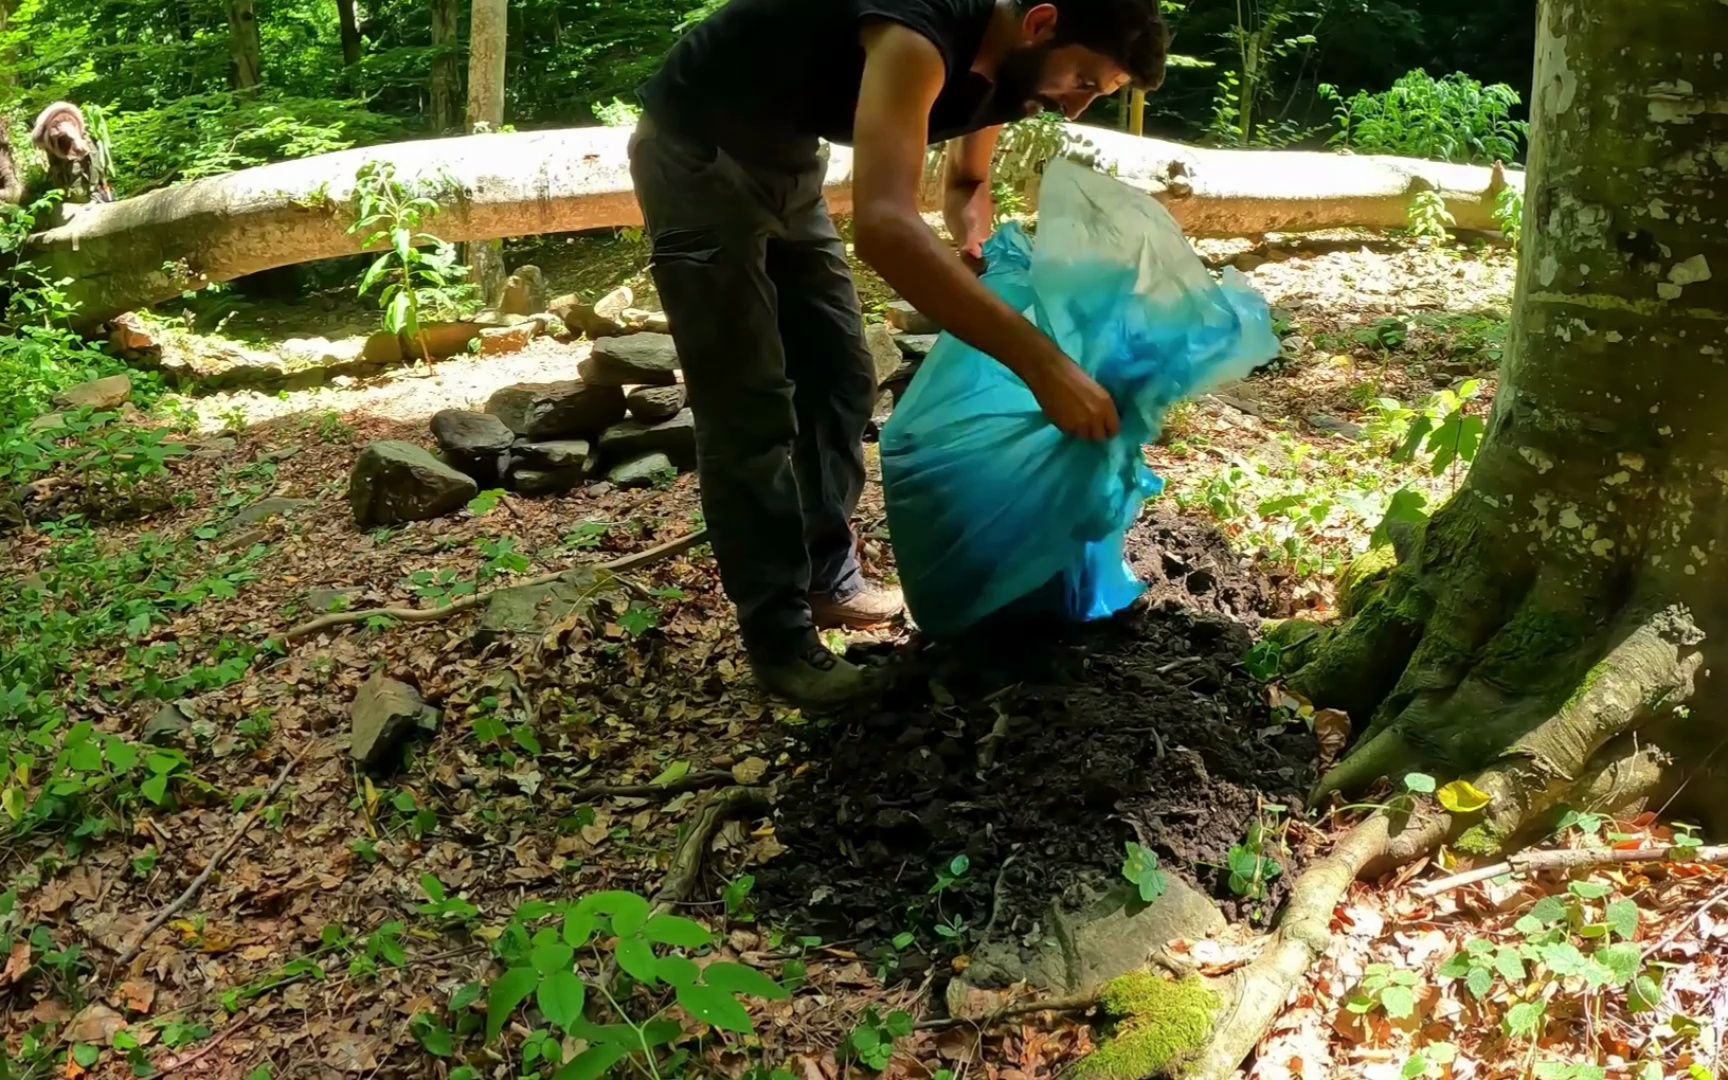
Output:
top-left (279, 529), bottom-right (709, 642)
top-left (981, 854), bottom-right (1018, 939)
top-left (114, 743), bottom-right (316, 966)
top-left (1414, 844), bottom-right (1728, 899)
top-left (1647, 881), bottom-right (1728, 960)
top-left (155, 1014), bottom-right (256, 1076)
top-left (568, 770), bottom-right (736, 803)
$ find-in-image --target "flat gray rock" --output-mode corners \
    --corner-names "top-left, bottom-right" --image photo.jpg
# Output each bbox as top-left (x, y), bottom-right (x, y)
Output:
top-left (895, 334), bottom-right (940, 359)
top-left (232, 496), bottom-right (314, 528)
top-left (350, 674), bottom-right (438, 769)
top-left (349, 441), bottom-right (478, 527)
top-left (885, 300), bottom-right (938, 335)
top-left (477, 568), bottom-right (627, 644)
top-left (599, 409), bottom-right (696, 471)
top-left (607, 452), bottom-right (676, 489)
top-left (509, 467), bottom-right (586, 495)
top-left (956, 879), bottom-right (1226, 999)
top-left (54, 374), bottom-right (132, 411)
top-left (581, 333), bottom-right (679, 387)
top-left (626, 385), bottom-right (687, 424)
top-left (864, 323), bottom-right (903, 387)
top-left (486, 380), bottom-right (625, 439)
top-left (511, 439), bottom-right (591, 471)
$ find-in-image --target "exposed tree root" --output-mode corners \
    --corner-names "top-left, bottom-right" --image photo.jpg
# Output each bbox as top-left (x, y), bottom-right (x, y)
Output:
top-left (568, 770), bottom-right (736, 803)
top-left (653, 786), bottom-right (769, 912)
top-left (277, 529), bottom-right (709, 643)
top-left (1173, 813), bottom-right (1444, 1080)
top-left (915, 994), bottom-right (1099, 1033)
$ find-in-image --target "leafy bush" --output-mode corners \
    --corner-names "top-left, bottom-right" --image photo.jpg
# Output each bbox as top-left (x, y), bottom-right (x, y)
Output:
top-left (349, 161), bottom-right (477, 361)
top-left (108, 93), bottom-right (410, 194)
top-left (1320, 70), bottom-right (1529, 164)
top-left (0, 194), bottom-right (154, 433)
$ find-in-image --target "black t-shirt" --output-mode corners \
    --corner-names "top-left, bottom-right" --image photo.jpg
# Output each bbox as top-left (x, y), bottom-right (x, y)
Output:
top-left (639, 0), bottom-right (1023, 167)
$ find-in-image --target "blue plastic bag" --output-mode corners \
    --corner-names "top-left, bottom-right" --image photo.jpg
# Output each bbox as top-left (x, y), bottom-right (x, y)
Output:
top-left (880, 159), bottom-right (1280, 637)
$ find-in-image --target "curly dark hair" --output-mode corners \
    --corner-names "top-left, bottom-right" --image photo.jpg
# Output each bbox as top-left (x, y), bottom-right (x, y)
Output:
top-left (1036, 0), bottom-right (1169, 90)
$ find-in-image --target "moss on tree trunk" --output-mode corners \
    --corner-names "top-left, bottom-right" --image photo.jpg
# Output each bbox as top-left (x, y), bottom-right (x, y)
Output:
top-left (1286, 0), bottom-right (1728, 844)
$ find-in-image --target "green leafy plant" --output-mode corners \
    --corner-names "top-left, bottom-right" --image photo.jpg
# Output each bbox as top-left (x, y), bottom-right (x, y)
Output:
top-left (1495, 186), bottom-right (1526, 247)
top-left (476, 890), bottom-right (791, 1077)
top-left (1122, 841), bottom-right (1169, 904)
top-left (929, 853), bottom-right (970, 895)
top-left (1407, 190), bottom-right (1457, 245)
top-left (1321, 71), bottom-right (1530, 164)
top-left (593, 98), bottom-right (642, 128)
top-left (1347, 963), bottom-right (1421, 1019)
top-left (348, 161), bottom-right (476, 367)
top-left (846, 1007), bottom-right (915, 1071)
top-left (1392, 378), bottom-right (1486, 478)
top-left (1226, 818), bottom-right (1285, 900)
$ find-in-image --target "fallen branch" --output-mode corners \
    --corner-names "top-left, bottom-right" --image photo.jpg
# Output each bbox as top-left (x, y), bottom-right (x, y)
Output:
top-left (113, 741), bottom-right (316, 967)
top-left (1181, 812), bottom-right (1445, 1080)
top-left (654, 786), bottom-right (770, 912)
top-left (569, 770), bottom-right (736, 803)
top-left (278, 529), bottom-right (709, 642)
top-left (1414, 843), bottom-right (1728, 899)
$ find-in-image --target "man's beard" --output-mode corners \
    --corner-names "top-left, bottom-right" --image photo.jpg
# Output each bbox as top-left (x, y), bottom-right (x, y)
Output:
top-left (992, 42), bottom-right (1060, 117)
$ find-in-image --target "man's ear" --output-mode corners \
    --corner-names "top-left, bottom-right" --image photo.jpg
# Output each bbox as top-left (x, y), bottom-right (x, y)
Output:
top-left (1020, 2), bottom-right (1059, 43)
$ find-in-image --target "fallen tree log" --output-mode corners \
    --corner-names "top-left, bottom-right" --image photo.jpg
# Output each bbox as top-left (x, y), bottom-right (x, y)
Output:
top-left (30, 124), bottom-right (1521, 329)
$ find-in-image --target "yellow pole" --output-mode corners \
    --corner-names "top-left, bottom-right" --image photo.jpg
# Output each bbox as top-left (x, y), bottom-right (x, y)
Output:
top-left (1129, 89), bottom-right (1147, 137)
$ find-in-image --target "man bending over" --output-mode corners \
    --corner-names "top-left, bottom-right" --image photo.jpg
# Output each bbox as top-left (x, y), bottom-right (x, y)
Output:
top-left (631, 0), bottom-right (1168, 706)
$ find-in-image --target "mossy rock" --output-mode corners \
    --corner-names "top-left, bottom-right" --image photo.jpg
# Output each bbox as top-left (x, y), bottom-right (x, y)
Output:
top-left (1258, 618), bottom-right (1330, 675)
top-left (1067, 974), bottom-right (1221, 1080)
top-left (1338, 542), bottom-right (1398, 617)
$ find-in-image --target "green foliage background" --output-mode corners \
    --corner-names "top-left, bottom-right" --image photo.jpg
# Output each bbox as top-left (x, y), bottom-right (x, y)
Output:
top-left (0, 0), bottom-right (1536, 199)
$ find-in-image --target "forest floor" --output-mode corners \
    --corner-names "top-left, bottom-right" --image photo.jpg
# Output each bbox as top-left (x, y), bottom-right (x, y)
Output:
top-left (4, 233), bottom-right (1726, 1080)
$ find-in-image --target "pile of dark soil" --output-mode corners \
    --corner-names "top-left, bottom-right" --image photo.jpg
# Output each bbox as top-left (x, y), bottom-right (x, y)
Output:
top-left (755, 510), bottom-right (1316, 979)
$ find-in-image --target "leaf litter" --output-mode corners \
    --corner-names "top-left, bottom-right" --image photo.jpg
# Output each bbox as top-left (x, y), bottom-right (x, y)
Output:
top-left (7, 239), bottom-right (1717, 1080)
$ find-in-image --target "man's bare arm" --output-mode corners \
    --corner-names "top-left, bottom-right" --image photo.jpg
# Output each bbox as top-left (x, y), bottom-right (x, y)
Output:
top-left (944, 127), bottom-right (999, 272)
top-left (850, 22), bottom-right (1119, 440)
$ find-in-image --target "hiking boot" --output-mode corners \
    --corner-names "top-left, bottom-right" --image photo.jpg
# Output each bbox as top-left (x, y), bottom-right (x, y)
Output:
top-left (809, 582), bottom-right (906, 630)
top-left (752, 634), bottom-right (876, 708)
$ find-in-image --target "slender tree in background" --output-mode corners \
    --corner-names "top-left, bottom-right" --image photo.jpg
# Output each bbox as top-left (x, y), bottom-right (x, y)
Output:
top-left (337, 0), bottom-right (363, 92)
top-left (227, 0), bottom-right (263, 89)
top-left (1285, 0), bottom-right (1728, 842)
top-left (430, 0), bottom-right (460, 130)
top-left (464, 0), bottom-right (506, 302)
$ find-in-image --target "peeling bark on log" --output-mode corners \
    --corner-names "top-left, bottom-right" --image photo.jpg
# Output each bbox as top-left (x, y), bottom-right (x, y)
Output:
top-left (31, 124), bottom-right (1521, 329)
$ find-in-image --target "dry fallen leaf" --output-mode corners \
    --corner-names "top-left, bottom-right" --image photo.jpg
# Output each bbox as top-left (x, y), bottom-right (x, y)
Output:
top-left (1313, 708), bottom-right (1351, 768)
top-left (1, 940), bottom-right (30, 987)
top-left (65, 1003), bottom-right (128, 1046)
top-left (731, 756), bottom-right (769, 785)
top-left (114, 979), bottom-right (157, 1015)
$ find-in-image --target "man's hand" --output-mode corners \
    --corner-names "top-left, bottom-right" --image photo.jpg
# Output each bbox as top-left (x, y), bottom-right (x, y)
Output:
top-left (851, 24), bottom-right (1120, 443)
top-left (1024, 355), bottom-right (1121, 441)
top-left (946, 130), bottom-right (997, 276)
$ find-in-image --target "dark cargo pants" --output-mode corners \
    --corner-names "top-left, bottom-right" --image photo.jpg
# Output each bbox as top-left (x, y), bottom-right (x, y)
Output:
top-left (628, 115), bottom-right (875, 660)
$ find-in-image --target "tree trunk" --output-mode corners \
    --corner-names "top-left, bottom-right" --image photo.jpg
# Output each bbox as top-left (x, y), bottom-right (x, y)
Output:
top-left (1284, 0), bottom-right (1728, 847)
top-left (29, 127), bottom-right (1522, 329)
top-left (1060, 10), bottom-right (1728, 1077)
top-left (464, 0), bottom-right (507, 303)
top-left (429, 0), bottom-right (459, 131)
top-left (227, 0), bottom-right (262, 89)
top-left (337, 0), bottom-right (363, 91)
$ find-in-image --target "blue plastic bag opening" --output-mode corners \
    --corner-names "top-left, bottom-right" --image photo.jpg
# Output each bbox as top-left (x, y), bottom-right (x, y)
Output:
top-left (880, 159), bottom-right (1280, 638)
